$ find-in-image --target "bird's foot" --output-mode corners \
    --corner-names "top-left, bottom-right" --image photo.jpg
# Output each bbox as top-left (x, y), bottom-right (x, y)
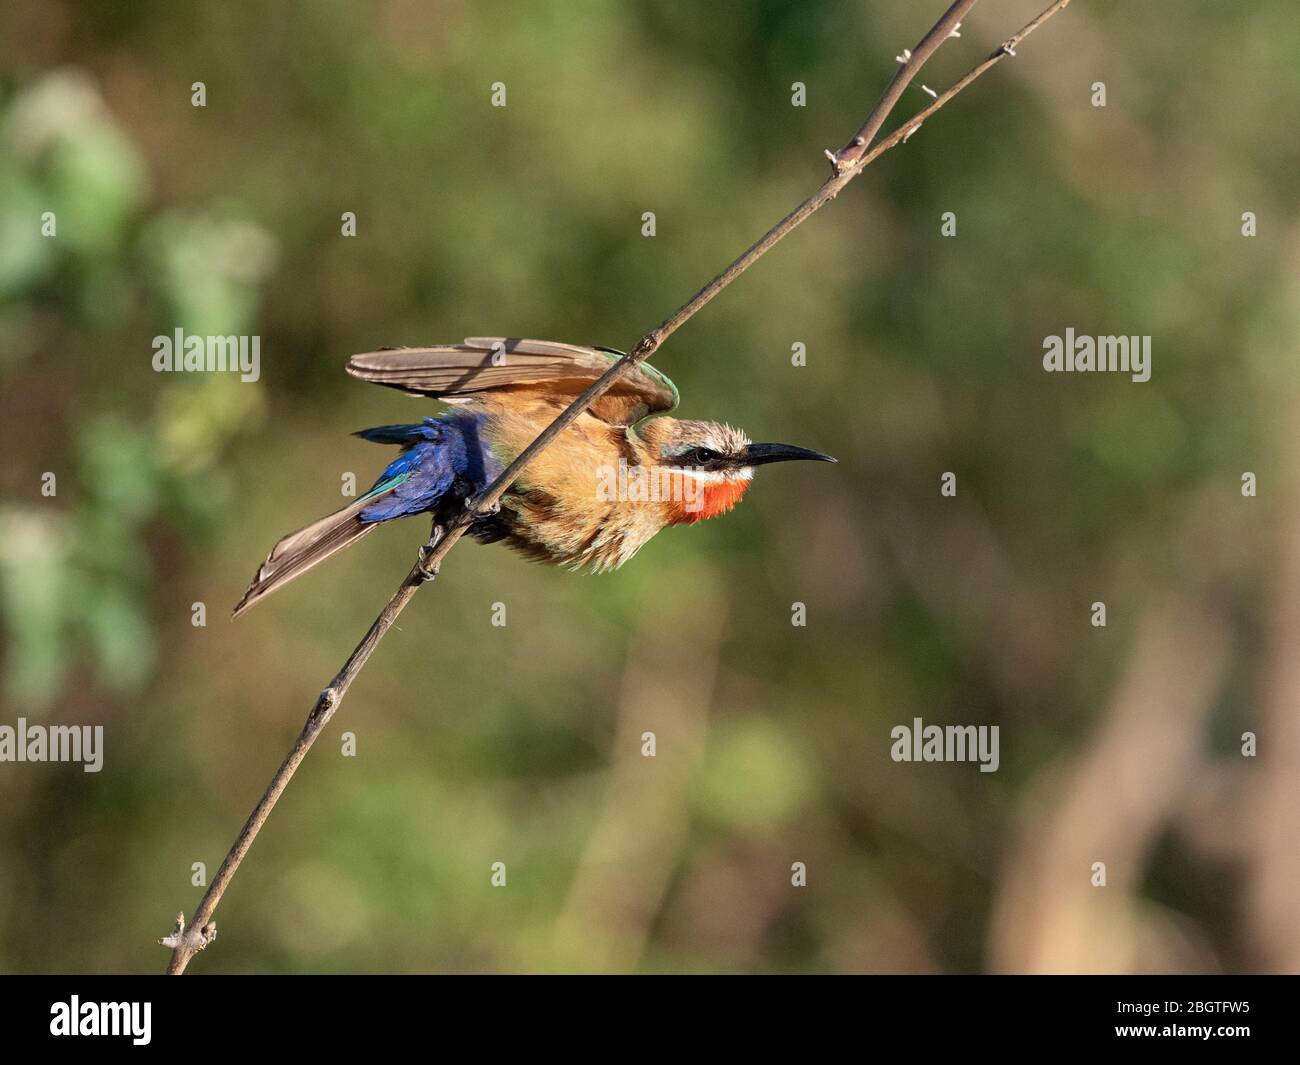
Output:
top-left (416, 524), bottom-right (444, 582)
top-left (416, 545), bottom-right (440, 582)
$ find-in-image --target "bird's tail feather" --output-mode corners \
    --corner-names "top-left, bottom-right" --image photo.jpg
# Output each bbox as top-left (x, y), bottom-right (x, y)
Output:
top-left (232, 474), bottom-right (409, 617)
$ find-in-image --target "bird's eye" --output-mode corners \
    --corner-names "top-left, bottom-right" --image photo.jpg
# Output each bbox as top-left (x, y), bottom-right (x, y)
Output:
top-left (688, 448), bottom-right (718, 465)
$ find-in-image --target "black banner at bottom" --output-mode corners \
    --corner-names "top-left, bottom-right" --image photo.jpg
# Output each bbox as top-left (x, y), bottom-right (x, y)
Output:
top-left (0, 974), bottom-right (1289, 1052)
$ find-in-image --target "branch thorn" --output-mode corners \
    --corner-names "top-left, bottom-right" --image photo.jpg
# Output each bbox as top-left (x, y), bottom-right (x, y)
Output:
top-left (159, 912), bottom-right (217, 954)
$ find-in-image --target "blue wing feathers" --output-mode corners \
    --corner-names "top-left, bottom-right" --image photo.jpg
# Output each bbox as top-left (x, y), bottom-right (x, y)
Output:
top-left (235, 418), bottom-right (495, 616)
top-left (353, 417), bottom-right (445, 445)
top-left (356, 416), bottom-right (485, 523)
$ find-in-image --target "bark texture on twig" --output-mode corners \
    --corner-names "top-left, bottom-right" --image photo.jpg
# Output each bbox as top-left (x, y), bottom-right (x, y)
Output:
top-left (163, 0), bottom-right (1075, 974)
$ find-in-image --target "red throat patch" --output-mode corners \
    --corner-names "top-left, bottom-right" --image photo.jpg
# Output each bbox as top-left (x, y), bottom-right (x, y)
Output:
top-left (669, 478), bottom-right (751, 525)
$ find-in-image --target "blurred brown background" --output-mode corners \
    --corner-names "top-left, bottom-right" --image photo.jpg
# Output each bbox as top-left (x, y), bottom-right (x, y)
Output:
top-left (1, 0), bottom-right (1298, 973)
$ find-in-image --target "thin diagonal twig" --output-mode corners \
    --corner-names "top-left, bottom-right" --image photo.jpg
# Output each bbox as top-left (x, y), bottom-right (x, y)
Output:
top-left (163, 0), bottom-right (1074, 974)
top-left (831, 0), bottom-right (977, 173)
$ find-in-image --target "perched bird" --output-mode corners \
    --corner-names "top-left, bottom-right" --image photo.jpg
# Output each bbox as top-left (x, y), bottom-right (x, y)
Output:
top-left (234, 337), bottom-right (835, 615)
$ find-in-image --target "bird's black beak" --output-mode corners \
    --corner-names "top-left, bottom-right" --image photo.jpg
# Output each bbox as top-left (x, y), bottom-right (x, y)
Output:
top-left (739, 443), bottom-right (838, 467)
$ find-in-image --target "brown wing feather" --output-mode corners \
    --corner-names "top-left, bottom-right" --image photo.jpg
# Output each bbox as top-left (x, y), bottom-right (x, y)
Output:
top-left (346, 337), bottom-right (677, 426)
top-left (231, 485), bottom-right (403, 617)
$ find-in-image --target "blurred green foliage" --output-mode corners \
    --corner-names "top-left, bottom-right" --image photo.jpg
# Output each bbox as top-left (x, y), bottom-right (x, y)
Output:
top-left (0, 70), bottom-right (270, 709)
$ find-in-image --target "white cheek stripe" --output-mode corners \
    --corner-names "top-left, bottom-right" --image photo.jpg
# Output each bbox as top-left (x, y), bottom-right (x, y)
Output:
top-left (675, 467), bottom-right (753, 484)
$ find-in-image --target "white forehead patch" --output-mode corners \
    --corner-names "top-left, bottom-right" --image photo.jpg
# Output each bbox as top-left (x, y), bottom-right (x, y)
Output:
top-left (709, 422), bottom-right (751, 452)
top-left (662, 421), bottom-right (752, 459)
